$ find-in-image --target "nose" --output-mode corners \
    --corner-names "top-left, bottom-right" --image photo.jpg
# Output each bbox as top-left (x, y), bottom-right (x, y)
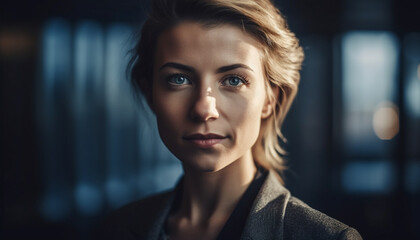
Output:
top-left (190, 88), bottom-right (219, 122)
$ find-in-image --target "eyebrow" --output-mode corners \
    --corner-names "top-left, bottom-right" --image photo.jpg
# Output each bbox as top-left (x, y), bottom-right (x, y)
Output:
top-left (158, 62), bottom-right (254, 73)
top-left (216, 64), bottom-right (254, 73)
top-left (159, 62), bottom-right (194, 72)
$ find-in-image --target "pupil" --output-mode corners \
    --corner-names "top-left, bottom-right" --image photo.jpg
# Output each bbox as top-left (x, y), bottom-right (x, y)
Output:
top-left (230, 77), bottom-right (239, 85)
top-left (175, 76), bottom-right (184, 84)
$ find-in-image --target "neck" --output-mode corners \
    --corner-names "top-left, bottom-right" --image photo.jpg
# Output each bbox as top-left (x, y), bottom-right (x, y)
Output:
top-left (179, 151), bottom-right (257, 225)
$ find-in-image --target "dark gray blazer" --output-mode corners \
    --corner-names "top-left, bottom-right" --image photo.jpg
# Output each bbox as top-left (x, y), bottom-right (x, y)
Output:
top-left (98, 171), bottom-right (362, 240)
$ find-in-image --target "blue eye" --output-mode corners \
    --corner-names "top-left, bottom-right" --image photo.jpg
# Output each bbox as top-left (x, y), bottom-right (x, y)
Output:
top-left (222, 76), bottom-right (246, 87)
top-left (167, 75), bottom-right (191, 85)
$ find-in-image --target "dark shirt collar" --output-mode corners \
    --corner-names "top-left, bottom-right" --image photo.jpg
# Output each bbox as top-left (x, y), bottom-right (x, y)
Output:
top-left (164, 168), bottom-right (268, 240)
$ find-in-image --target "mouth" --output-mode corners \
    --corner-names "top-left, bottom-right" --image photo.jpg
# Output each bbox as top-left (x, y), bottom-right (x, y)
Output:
top-left (183, 133), bottom-right (227, 148)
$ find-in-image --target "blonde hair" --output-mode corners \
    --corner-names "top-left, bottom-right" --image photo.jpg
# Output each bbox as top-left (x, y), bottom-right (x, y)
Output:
top-left (129, 0), bottom-right (304, 178)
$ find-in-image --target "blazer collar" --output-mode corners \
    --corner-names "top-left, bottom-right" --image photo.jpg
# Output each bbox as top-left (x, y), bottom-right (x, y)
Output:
top-left (147, 190), bottom-right (176, 240)
top-left (147, 170), bottom-right (290, 240)
top-left (241, 170), bottom-right (291, 240)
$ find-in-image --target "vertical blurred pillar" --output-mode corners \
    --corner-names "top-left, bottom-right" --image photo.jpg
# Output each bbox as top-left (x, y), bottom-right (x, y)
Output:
top-left (37, 19), bottom-right (73, 221)
top-left (104, 23), bottom-right (139, 208)
top-left (73, 21), bottom-right (105, 216)
top-left (402, 33), bottom-right (420, 238)
top-left (285, 36), bottom-right (331, 202)
top-left (403, 34), bottom-right (420, 167)
top-left (339, 31), bottom-right (400, 238)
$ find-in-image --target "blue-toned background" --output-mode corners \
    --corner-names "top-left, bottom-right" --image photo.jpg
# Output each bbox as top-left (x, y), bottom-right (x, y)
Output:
top-left (1, 0), bottom-right (419, 239)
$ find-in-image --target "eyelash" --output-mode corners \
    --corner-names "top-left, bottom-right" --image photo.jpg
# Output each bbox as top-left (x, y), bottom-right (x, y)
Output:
top-left (164, 73), bottom-right (250, 88)
top-left (221, 74), bottom-right (250, 88)
top-left (165, 73), bottom-right (192, 87)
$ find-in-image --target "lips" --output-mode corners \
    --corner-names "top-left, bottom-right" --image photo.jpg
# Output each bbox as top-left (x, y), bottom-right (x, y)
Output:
top-left (183, 133), bottom-right (227, 148)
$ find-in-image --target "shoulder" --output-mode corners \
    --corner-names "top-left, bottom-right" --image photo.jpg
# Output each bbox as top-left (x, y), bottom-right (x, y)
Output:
top-left (247, 170), bottom-right (362, 240)
top-left (283, 196), bottom-right (362, 240)
top-left (93, 190), bottom-right (173, 240)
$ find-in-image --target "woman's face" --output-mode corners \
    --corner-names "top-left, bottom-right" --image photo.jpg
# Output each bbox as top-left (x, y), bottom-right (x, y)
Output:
top-left (152, 22), bottom-right (272, 172)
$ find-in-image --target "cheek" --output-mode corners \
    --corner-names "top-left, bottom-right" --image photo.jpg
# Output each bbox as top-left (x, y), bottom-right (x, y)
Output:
top-left (153, 83), bottom-right (186, 118)
top-left (153, 99), bottom-right (184, 155)
top-left (225, 93), bottom-right (265, 141)
top-left (228, 87), bottom-right (266, 122)
top-left (153, 90), bottom-right (183, 136)
top-left (155, 100), bottom-right (179, 121)
top-left (229, 101), bottom-right (262, 126)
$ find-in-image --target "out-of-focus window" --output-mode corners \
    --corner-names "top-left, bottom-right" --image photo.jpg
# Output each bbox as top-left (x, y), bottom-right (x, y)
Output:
top-left (37, 19), bottom-right (182, 221)
top-left (340, 32), bottom-right (399, 194)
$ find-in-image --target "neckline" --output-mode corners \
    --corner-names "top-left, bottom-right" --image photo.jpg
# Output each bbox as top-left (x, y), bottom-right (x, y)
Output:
top-left (163, 167), bottom-right (268, 240)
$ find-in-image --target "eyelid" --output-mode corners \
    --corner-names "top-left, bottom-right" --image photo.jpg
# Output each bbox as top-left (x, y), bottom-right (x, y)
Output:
top-left (220, 74), bottom-right (250, 87)
top-left (165, 73), bottom-right (192, 86)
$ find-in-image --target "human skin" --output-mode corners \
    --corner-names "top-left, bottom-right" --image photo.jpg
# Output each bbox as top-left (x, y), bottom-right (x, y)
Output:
top-left (152, 21), bottom-right (274, 239)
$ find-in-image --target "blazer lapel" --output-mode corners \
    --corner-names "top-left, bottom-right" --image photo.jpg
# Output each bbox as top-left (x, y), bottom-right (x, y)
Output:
top-left (144, 171), bottom-right (290, 240)
top-left (241, 171), bottom-right (291, 240)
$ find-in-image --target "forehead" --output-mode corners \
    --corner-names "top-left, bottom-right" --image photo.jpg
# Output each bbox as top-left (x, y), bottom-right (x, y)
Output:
top-left (154, 21), bottom-right (263, 70)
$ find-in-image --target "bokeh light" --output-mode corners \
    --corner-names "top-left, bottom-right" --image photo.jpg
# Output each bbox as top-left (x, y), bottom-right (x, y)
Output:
top-left (372, 102), bottom-right (399, 140)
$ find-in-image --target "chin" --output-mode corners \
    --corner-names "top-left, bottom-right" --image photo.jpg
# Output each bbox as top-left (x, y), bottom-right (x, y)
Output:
top-left (180, 155), bottom-right (234, 173)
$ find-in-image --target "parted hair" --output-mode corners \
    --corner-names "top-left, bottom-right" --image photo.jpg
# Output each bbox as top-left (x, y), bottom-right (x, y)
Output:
top-left (129, 0), bottom-right (304, 179)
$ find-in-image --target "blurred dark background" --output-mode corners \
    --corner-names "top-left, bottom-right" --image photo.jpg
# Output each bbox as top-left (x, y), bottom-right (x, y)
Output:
top-left (1, 0), bottom-right (419, 239)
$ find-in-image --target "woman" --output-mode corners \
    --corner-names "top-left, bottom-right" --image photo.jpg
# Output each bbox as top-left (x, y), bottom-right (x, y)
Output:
top-left (98, 0), bottom-right (362, 239)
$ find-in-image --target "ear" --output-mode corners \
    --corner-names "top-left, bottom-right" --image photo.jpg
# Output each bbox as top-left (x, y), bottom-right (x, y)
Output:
top-left (261, 85), bottom-right (280, 119)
